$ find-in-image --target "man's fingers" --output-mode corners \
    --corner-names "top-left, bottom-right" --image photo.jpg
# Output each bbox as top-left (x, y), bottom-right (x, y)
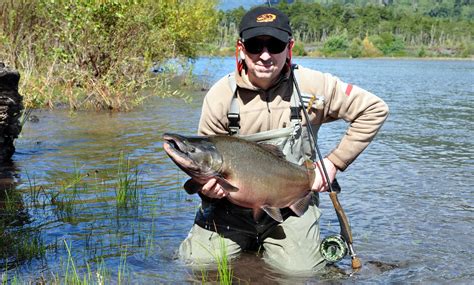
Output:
top-left (200, 178), bottom-right (228, 199)
top-left (201, 178), bottom-right (217, 192)
top-left (217, 187), bottom-right (228, 197)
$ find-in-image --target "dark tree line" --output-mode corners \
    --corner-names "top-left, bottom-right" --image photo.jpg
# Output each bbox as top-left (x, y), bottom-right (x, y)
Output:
top-left (213, 1), bottom-right (473, 57)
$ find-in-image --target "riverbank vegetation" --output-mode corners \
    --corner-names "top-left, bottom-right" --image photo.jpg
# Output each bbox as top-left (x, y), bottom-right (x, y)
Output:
top-left (0, 0), bottom-right (472, 111)
top-left (210, 1), bottom-right (473, 58)
top-left (0, 0), bottom-right (218, 110)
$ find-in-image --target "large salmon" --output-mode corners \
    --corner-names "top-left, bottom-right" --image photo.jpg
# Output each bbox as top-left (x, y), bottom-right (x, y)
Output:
top-left (163, 133), bottom-right (316, 222)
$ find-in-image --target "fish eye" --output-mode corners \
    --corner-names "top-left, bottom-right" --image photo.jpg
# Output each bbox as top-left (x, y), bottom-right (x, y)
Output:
top-left (189, 146), bottom-right (196, 153)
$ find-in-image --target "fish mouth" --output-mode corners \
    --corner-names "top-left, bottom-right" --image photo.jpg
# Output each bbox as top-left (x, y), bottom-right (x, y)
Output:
top-left (163, 133), bottom-right (200, 172)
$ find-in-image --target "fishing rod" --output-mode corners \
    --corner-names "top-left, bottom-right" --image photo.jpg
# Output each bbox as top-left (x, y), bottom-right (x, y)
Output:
top-left (291, 66), bottom-right (362, 270)
top-left (266, 0), bottom-right (360, 269)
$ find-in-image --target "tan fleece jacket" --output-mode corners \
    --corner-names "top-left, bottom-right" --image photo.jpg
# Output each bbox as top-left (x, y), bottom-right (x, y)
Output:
top-left (198, 65), bottom-right (389, 171)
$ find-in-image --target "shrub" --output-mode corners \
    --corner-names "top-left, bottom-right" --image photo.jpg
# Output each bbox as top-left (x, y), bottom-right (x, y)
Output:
top-left (0, 0), bottom-right (219, 110)
top-left (348, 38), bottom-right (363, 58)
top-left (361, 35), bottom-right (383, 57)
top-left (418, 46), bottom-right (427, 57)
top-left (371, 32), bottom-right (406, 56)
top-left (292, 42), bottom-right (307, 56)
top-left (322, 33), bottom-right (350, 55)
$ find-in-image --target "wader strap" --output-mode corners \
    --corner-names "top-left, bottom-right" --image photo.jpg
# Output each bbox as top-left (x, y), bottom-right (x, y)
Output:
top-left (290, 65), bottom-right (303, 124)
top-left (226, 67), bottom-right (303, 136)
top-left (290, 64), bottom-right (302, 113)
top-left (227, 74), bottom-right (240, 136)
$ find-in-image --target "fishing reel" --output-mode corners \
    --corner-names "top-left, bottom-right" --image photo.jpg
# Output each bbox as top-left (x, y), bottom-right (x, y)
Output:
top-left (320, 234), bottom-right (348, 263)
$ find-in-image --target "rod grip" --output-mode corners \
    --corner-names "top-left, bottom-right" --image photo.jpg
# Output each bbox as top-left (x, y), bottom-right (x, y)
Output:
top-left (329, 192), bottom-right (353, 244)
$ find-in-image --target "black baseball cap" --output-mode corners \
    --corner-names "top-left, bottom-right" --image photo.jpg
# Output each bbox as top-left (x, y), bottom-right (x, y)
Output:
top-left (239, 7), bottom-right (292, 43)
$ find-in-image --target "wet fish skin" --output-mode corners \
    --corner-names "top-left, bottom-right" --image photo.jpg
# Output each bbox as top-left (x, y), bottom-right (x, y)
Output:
top-left (163, 133), bottom-right (315, 222)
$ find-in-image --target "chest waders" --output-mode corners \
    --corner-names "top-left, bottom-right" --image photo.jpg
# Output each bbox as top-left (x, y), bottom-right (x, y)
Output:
top-left (194, 67), bottom-right (319, 251)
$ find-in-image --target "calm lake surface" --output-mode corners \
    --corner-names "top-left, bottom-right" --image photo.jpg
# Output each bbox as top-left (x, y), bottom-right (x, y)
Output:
top-left (1, 58), bottom-right (473, 284)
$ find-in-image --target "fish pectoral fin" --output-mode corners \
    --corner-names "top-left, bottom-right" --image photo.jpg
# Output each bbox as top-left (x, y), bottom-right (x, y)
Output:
top-left (183, 179), bottom-right (202, 194)
top-left (261, 206), bottom-right (284, 223)
top-left (289, 193), bottom-right (312, 217)
top-left (215, 177), bottom-right (239, 192)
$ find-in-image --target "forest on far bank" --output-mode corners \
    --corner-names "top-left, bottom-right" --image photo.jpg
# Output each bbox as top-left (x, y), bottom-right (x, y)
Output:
top-left (207, 0), bottom-right (473, 58)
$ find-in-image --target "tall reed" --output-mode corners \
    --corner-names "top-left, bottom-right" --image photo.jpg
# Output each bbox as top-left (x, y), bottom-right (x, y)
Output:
top-left (60, 240), bottom-right (115, 285)
top-left (51, 165), bottom-right (88, 221)
top-left (115, 153), bottom-right (140, 208)
top-left (199, 235), bottom-right (234, 284)
top-left (216, 236), bottom-right (233, 285)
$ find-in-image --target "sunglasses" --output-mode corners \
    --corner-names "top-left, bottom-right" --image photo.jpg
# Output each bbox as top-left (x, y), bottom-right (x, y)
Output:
top-left (243, 38), bottom-right (289, 54)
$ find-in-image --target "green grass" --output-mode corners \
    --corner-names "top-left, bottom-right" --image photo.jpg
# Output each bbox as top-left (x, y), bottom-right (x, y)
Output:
top-left (54, 240), bottom-right (127, 285)
top-left (216, 236), bottom-right (233, 285)
top-left (1, 267), bottom-right (21, 285)
top-left (199, 235), bottom-right (234, 285)
top-left (114, 153), bottom-right (140, 208)
top-left (25, 171), bottom-right (45, 208)
top-left (0, 229), bottom-right (47, 269)
top-left (16, 232), bottom-right (47, 262)
top-left (1, 1), bottom-right (218, 111)
top-left (50, 164), bottom-right (91, 221)
top-left (144, 214), bottom-right (156, 258)
top-left (2, 188), bottom-right (17, 213)
top-left (0, 154), bottom-right (170, 284)
top-left (18, 108), bottom-right (33, 129)
top-left (117, 247), bottom-right (129, 285)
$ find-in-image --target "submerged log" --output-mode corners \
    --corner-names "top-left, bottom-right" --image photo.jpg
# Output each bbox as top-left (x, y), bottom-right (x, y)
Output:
top-left (0, 62), bottom-right (24, 162)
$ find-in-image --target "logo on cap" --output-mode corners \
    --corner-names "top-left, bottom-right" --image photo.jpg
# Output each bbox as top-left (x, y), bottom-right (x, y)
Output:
top-left (256, 13), bottom-right (276, 23)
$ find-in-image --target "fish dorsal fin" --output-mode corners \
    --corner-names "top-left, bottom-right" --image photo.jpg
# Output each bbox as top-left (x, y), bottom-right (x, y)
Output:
top-left (215, 177), bottom-right (239, 192)
top-left (261, 206), bottom-right (284, 223)
top-left (183, 179), bottom-right (201, 194)
top-left (289, 193), bottom-right (312, 217)
top-left (259, 143), bottom-right (285, 159)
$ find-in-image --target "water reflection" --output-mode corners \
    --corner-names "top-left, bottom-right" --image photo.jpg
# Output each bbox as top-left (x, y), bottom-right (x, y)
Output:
top-left (0, 162), bottom-right (46, 270)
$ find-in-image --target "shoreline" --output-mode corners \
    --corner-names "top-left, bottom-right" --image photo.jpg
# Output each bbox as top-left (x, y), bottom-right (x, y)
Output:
top-left (199, 54), bottom-right (474, 61)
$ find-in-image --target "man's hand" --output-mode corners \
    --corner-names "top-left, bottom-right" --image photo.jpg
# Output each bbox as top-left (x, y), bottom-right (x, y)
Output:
top-left (312, 158), bottom-right (337, 192)
top-left (200, 178), bottom-right (229, 199)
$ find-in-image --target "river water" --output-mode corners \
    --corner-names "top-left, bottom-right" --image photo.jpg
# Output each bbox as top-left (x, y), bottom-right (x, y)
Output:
top-left (1, 58), bottom-right (473, 284)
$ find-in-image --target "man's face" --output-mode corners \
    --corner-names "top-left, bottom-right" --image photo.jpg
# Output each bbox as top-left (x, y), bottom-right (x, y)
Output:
top-left (241, 35), bottom-right (292, 89)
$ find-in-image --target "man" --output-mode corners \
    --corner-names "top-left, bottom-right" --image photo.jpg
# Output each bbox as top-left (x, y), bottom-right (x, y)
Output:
top-left (178, 6), bottom-right (388, 274)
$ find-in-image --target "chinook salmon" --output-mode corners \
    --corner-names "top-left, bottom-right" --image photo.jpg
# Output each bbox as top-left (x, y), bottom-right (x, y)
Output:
top-left (163, 133), bottom-right (316, 222)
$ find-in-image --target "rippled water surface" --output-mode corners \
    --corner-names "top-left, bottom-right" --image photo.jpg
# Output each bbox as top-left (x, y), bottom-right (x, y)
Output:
top-left (1, 58), bottom-right (473, 284)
